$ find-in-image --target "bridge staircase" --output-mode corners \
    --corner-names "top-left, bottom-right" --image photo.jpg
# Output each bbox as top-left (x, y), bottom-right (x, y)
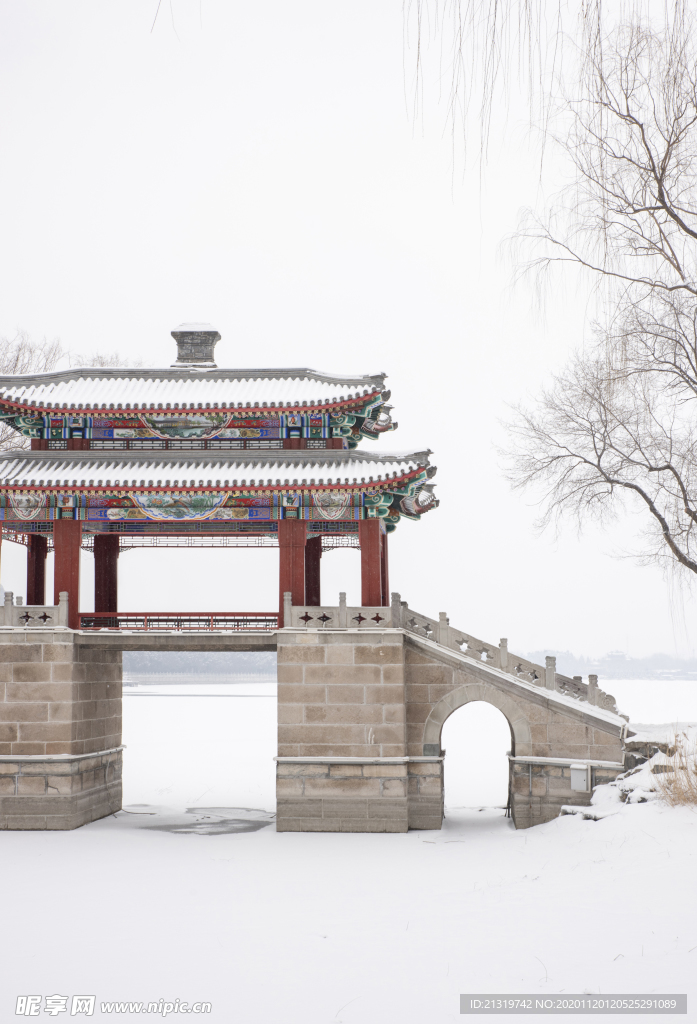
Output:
top-left (285, 591), bottom-right (621, 717)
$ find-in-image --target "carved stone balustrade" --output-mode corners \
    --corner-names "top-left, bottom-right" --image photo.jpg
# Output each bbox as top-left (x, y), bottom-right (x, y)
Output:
top-left (284, 592), bottom-right (391, 630)
top-left (0, 591), bottom-right (69, 629)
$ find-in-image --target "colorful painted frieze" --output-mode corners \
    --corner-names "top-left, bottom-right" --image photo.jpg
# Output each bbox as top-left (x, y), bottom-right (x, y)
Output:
top-left (0, 403), bottom-right (393, 448)
top-left (0, 468), bottom-right (437, 531)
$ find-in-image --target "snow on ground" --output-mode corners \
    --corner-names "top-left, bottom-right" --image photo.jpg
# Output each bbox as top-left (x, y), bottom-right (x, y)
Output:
top-left (3, 803), bottom-right (696, 1022)
top-left (2, 683), bottom-right (696, 1023)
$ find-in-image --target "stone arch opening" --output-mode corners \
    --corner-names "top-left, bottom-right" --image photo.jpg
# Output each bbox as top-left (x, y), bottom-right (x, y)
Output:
top-left (440, 701), bottom-right (512, 809)
top-left (422, 681), bottom-right (534, 818)
top-left (422, 681), bottom-right (533, 756)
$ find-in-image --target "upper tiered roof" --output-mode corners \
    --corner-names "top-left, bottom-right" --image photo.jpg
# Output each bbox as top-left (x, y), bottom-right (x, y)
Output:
top-left (0, 325), bottom-right (395, 450)
top-left (0, 323), bottom-right (390, 414)
top-left (0, 366), bottom-right (389, 413)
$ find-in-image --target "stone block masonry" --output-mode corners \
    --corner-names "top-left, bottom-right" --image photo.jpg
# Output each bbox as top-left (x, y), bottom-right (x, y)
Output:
top-left (276, 630), bottom-right (414, 832)
top-left (0, 750), bottom-right (122, 830)
top-left (276, 630), bottom-right (446, 831)
top-left (407, 758), bottom-right (444, 830)
top-left (0, 629), bottom-right (122, 829)
top-left (277, 630), bottom-right (407, 759)
top-left (276, 757), bottom-right (444, 833)
top-left (509, 761), bottom-right (623, 829)
top-left (277, 760), bottom-right (410, 832)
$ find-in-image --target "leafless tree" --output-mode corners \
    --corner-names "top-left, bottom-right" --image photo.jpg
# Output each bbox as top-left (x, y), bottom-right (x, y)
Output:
top-left (69, 351), bottom-right (142, 368)
top-left (0, 332), bottom-right (63, 452)
top-left (505, 19), bottom-right (697, 578)
top-left (520, 21), bottom-right (697, 300)
top-left (507, 339), bottom-right (697, 575)
top-left (0, 336), bottom-right (139, 453)
top-left (0, 331), bottom-right (62, 376)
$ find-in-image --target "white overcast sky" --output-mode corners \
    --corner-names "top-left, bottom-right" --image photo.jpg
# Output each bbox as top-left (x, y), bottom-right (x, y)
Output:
top-left (0, 0), bottom-right (694, 659)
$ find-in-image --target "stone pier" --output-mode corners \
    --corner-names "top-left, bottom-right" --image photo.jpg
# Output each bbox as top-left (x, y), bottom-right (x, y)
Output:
top-left (0, 629), bottom-right (122, 830)
top-left (276, 629), bottom-right (444, 832)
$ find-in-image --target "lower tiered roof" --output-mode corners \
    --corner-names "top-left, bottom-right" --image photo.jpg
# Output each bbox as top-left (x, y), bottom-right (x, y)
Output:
top-left (0, 449), bottom-right (431, 488)
top-left (0, 449), bottom-right (438, 531)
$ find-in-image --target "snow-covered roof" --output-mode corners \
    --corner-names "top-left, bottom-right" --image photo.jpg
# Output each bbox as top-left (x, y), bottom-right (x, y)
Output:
top-left (0, 367), bottom-right (387, 412)
top-left (0, 449), bottom-right (431, 490)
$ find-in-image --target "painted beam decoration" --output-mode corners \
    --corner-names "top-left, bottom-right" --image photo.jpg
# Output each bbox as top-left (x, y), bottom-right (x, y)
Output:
top-left (1, 406), bottom-right (392, 446)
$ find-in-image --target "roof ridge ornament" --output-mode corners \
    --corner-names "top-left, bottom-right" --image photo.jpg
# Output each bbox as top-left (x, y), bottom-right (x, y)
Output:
top-left (171, 323), bottom-right (221, 369)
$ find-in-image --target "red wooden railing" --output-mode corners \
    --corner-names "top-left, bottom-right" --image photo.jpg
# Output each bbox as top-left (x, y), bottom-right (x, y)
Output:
top-left (78, 611), bottom-right (279, 631)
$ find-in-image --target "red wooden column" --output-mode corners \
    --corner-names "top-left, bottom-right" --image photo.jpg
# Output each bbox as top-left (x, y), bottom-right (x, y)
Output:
top-left (379, 529), bottom-right (389, 607)
top-left (53, 519), bottom-right (82, 629)
top-left (278, 518), bottom-right (307, 625)
top-left (94, 534), bottom-right (119, 613)
top-left (27, 534), bottom-right (48, 605)
top-left (305, 535), bottom-right (322, 606)
top-left (359, 518), bottom-right (386, 607)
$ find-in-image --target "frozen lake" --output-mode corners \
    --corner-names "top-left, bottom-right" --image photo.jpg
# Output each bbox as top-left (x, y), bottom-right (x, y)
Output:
top-left (122, 676), bottom-right (697, 812)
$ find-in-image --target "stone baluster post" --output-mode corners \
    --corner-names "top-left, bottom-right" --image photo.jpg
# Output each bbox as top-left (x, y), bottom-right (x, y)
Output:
top-left (499, 638), bottom-right (508, 672)
top-left (437, 612), bottom-right (450, 647)
top-left (4, 590), bottom-right (14, 628)
top-left (545, 655), bottom-right (557, 691)
top-left (283, 591), bottom-right (293, 629)
top-left (588, 674), bottom-right (599, 706)
top-left (338, 591), bottom-right (348, 628)
top-left (58, 591), bottom-right (69, 628)
top-left (390, 592), bottom-right (402, 628)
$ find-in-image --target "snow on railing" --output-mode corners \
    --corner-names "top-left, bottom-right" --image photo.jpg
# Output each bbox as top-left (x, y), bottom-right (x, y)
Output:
top-left (287, 591), bottom-right (618, 713)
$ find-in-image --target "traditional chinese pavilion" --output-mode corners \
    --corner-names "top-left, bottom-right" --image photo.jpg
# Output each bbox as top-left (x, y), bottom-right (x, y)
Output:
top-left (0, 325), bottom-right (438, 627)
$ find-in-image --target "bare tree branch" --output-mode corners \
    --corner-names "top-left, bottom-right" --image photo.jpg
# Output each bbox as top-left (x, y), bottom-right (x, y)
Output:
top-left (0, 333), bottom-right (63, 452)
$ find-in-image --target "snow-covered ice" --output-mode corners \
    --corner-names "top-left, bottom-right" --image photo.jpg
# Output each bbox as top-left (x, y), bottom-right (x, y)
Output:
top-left (1, 686), bottom-right (696, 1023)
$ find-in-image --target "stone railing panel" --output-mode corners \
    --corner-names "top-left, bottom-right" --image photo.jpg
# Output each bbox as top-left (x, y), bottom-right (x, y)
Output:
top-left (0, 591), bottom-right (69, 628)
top-left (285, 592), bottom-right (391, 630)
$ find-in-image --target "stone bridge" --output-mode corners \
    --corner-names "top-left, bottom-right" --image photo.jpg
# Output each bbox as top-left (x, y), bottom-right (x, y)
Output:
top-left (0, 593), bottom-right (626, 831)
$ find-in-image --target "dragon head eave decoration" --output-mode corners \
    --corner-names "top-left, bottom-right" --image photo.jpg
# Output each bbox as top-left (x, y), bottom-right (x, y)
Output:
top-left (363, 463), bottom-right (438, 532)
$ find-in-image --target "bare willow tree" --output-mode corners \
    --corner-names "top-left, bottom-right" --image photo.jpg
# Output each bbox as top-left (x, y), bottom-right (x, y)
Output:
top-left (0, 332), bottom-right (63, 452)
top-left (404, 0), bottom-right (689, 152)
top-left (505, 20), bottom-right (697, 577)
